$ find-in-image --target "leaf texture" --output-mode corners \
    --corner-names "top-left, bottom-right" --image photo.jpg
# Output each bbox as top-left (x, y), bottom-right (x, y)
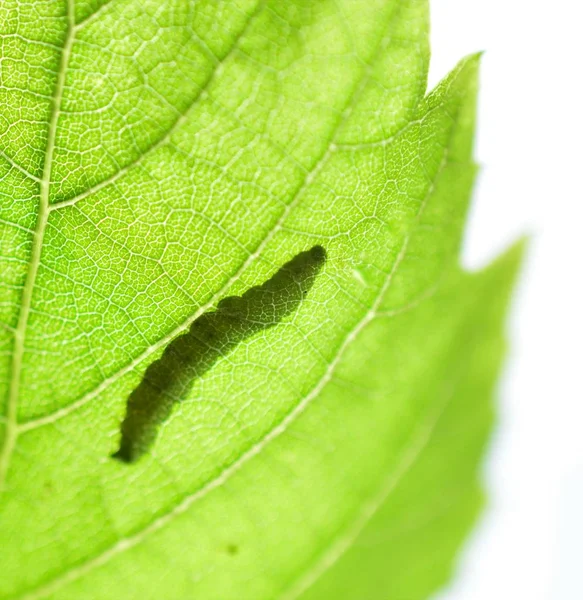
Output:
top-left (0, 1), bottom-right (521, 599)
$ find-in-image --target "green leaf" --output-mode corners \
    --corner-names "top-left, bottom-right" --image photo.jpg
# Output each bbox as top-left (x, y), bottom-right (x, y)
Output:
top-left (0, 1), bottom-right (521, 599)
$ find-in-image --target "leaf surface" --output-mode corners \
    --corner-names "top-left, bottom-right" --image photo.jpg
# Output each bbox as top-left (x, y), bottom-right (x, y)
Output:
top-left (0, 1), bottom-right (520, 598)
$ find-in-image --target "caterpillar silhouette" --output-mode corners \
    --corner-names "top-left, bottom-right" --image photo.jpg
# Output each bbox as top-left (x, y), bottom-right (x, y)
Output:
top-left (113, 245), bottom-right (326, 463)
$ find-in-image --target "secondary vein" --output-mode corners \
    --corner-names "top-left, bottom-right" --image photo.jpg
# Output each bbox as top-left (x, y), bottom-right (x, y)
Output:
top-left (50, 2), bottom-right (263, 212)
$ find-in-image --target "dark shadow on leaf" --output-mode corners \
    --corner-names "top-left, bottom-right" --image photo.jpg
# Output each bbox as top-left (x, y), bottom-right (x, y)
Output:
top-left (113, 245), bottom-right (326, 463)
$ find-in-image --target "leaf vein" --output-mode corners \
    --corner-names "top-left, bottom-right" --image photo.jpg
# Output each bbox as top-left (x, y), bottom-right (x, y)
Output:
top-left (280, 325), bottom-right (456, 600)
top-left (50, 2), bottom-right (264, 210)
top-left (0, 0), bottom-right (76, 490)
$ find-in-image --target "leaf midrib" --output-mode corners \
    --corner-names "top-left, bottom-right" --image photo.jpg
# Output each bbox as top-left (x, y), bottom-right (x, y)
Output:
top-left (0, 0), bottom-right (76, 489)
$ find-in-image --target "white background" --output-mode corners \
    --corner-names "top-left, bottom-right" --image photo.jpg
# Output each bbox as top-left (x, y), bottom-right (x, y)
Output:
top-left (429, 1), bottom-right (583, 598)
